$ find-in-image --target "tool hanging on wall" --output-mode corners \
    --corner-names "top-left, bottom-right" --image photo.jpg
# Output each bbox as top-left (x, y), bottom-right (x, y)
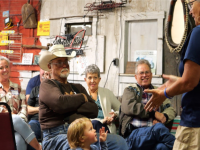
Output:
top-left (4, 18), bottom-right (14, 29)
top-left (21, 0), bottom-right (37, 28)
top-left (22, 38), bottom-right (51, 50)
top-left (15, 16), bottom-right (21, 33)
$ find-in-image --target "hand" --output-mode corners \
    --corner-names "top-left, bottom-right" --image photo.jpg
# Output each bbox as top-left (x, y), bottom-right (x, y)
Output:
top-left (144, 88), bottom-right (166, 112)
top-left (99, 127), bottom-right (108, 142)
top-left (109, 112), bottom-right (117, 120)
top-left (154, 112), bottom-right (166, 124)
top-left (153, 119), bottom-right (161, 125)
top-left (158, 74), bottom-right (179, 90)
top-left (102, 117), bottom-right (113, 125)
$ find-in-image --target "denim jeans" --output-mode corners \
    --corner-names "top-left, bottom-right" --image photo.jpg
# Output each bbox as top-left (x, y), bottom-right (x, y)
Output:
top-left (92, 120), bottom-right (110, 133)
top-left (12, 115), bottom-right (35, 150)
top-left (42, 124), bottom-right (128, 150)
top-left (125, 123), bottom-right (175, 150)
top-left (28, 120), bottom-right (41, 140)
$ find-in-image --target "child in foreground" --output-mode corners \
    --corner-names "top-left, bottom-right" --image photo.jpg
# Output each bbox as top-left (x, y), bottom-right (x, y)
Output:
top-left (67, 118), bottom-right (108, 150)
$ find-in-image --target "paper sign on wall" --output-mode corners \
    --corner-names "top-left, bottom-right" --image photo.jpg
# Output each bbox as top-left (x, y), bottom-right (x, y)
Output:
top-left (134, 50), bottom-right (157, 75)
top-left (37, 21), bottom-right (50, 36)
top-left (22, 53), bottom-right (33, 65)
top-left (76, 56), bottom-right (90, 75)
top-left (0, 32), bottom-right (8, 46)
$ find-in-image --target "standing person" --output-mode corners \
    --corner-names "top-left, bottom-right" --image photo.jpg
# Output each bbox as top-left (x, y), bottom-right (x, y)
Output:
top-left (84, 64), bottom-right (121, 134)
top-left (0, 56), bottom-right (42, 150)
top-left (120, 59), bottom-right (176, 150)
top-left (144, 1), bottom-right (200, 150)
top-left (28, 71), bottom-right (51, 141)
top-left (67, 118), bottom-right (108, 150)
top-left (39, 44), bottom-right (128, 150)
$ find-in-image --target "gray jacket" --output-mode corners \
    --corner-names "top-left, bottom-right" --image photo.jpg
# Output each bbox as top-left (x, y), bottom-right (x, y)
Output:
top-left (119, 83), bottom-right (176, 137)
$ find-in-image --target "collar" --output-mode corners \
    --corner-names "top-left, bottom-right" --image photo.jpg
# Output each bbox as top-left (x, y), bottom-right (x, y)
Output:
top-left (0, 80), bottom-right (18, 89)
top-left (136, 83), bottom-right (154, 91)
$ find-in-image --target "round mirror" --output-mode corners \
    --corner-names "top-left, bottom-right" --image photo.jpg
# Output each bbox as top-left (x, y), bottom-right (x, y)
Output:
top-left (171, 0), bottom-right (185, 44)
top-left (165, 0), bottom-right (195, 53)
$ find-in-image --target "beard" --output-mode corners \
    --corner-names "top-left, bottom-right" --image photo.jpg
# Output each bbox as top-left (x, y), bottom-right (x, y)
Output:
top-left (60, 68), bottom-right (70, 78)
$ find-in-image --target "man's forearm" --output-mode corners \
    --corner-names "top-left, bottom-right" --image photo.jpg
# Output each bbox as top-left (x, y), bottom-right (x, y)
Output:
top-left (27, 105), bottom-right (39, 115)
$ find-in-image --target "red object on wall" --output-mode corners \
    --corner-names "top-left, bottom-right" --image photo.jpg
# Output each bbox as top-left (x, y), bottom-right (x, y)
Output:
top-left (0, 0), bottom-right (42, 85)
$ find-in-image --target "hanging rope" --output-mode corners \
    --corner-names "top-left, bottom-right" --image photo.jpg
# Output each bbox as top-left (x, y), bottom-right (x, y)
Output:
top-left (165, 0), bottom-right (195, 53)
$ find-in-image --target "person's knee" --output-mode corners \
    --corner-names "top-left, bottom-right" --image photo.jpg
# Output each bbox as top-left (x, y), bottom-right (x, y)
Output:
top-left (12, 114), bottom-right (23, 125)
top-left (92, 120), bottom-right (102, 126)
top-left (153, 123), bottom-right (169, 132)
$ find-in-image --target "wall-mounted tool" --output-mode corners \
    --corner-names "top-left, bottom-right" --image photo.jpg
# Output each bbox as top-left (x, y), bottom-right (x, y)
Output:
top-left (4, 18), bottom-right (14, 29)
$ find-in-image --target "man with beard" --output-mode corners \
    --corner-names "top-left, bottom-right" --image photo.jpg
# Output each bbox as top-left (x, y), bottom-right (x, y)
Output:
top-left (39, 45), bottom-right (128, 150)
top-left (119, 59), bottom-right (176, 150)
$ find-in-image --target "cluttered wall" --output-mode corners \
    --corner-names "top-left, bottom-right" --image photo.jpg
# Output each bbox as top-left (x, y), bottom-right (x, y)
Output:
top-left (0, 0), bottom-right (189, 115)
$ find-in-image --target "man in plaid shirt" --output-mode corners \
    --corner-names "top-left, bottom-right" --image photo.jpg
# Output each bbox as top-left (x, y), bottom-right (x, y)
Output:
top-left (120, 59), bottom-right (176, 150)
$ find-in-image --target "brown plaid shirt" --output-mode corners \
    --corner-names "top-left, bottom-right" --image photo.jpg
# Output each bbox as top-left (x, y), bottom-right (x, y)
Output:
top-left (0, 80), bottom-right (27, 122)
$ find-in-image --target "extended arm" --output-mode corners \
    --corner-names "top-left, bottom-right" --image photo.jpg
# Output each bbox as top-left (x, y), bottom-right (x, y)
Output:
top-left (145, 60), bottom-right (200, 111)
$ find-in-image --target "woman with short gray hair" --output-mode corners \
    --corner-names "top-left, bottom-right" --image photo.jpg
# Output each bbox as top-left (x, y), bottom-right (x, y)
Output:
top-left (84, 64), bottom-right (120, 134)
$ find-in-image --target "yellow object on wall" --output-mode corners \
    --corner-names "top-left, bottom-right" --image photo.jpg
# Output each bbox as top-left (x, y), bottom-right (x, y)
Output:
top-left (37, 21), bottom-right (50, 36)
top-left (0, 32), bottom-right (8, 46)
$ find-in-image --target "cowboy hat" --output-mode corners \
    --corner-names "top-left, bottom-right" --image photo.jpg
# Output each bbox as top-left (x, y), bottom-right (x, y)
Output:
top-left (39, 44), bottom-right (76, 71)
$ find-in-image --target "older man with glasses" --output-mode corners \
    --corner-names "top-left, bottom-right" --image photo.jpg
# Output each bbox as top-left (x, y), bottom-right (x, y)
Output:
top-left (38, 45), bottom-right (128, 150)
top-left (119, 59), bottom-right (176, 150)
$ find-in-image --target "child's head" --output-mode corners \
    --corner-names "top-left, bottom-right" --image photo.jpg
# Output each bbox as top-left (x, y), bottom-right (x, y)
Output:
top-left (67, 118), bottom-right (97, 149)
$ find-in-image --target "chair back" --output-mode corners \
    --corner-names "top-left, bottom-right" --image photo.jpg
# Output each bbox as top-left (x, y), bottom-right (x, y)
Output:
top-left (0, 102), bottom-right (17, 150)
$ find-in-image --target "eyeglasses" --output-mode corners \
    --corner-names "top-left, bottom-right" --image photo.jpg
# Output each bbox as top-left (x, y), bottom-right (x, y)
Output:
top-left (137, 71), bottom-right (151, 76)
top-left (188, 0), bottom-right (197, 10)
top-left (50, 60), bottom-right (70, 68)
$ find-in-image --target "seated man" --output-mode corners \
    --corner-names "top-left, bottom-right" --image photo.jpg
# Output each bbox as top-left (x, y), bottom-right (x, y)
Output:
top-left (39, 45), bottom-right (128, 150)
top-left (26, 69), bottom-right (45, 102)
top-left (28, 70), bottom-right (51, 141)
top-left (120, 59), bottom-right (176, 150)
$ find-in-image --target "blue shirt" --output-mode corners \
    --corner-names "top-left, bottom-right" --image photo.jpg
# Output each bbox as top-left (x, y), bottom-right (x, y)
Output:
top-left (179, 25), bottom-right (200, 127)
top-left (95, 95), bottom-right (104, 119)
top-left (26, 74), bottom-right (41, 95)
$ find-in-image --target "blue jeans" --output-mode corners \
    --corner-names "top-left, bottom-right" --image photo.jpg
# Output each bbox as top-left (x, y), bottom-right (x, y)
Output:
top-left (28, 120), bottom-right (41, 140)
top-left (92, 120), bottom-right (110, 133)
top-left (42, 124), bottom-right (128, 150)
top-left (125, 123), bottom-right (175, 150)
top-left (12, 115), bottom-right (35, 150)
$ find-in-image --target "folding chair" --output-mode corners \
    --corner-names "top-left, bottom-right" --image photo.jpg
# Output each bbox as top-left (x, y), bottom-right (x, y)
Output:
top-left (0, 102), bottom-right (17, 150)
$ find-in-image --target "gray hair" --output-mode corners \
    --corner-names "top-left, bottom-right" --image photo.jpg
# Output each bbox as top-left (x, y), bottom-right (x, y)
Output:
top-left (85, 64), bottom-right (100, 77)
top-left (0, 56), bottom-right (10, 64)
top-left (135, 59), bottom-right (151, 74)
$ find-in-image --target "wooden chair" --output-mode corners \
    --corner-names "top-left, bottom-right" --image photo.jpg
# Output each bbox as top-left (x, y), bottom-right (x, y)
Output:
top-left (0, 102), bottom-right (17, 150)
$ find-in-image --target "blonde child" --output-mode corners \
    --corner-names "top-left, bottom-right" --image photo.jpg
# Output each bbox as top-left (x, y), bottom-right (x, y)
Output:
top-left (67, 118), bottom-right (108, 150)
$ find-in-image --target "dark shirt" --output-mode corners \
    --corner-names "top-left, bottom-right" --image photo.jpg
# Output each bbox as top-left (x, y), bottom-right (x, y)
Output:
top-left (28, 86), bottom-right (40, 120)
top-left (26, 74), bottom-right (40, 95)
top-left (179, 25), bottom-right (200, 127)
top-left (39, 79), bottom-right (98, 130)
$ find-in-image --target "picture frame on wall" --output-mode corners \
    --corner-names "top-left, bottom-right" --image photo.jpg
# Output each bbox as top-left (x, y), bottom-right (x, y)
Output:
top-left (33, 55), bottom-right (40, 65)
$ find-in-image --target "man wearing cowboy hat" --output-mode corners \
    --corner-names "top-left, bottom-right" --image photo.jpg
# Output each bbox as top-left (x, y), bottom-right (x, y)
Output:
top-left (38, 45), bottom-right (128, 150)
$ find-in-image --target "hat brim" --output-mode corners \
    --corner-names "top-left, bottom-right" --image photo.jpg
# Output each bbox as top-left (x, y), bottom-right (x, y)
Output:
top-left (39, 50), bottom-right (75, 71)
